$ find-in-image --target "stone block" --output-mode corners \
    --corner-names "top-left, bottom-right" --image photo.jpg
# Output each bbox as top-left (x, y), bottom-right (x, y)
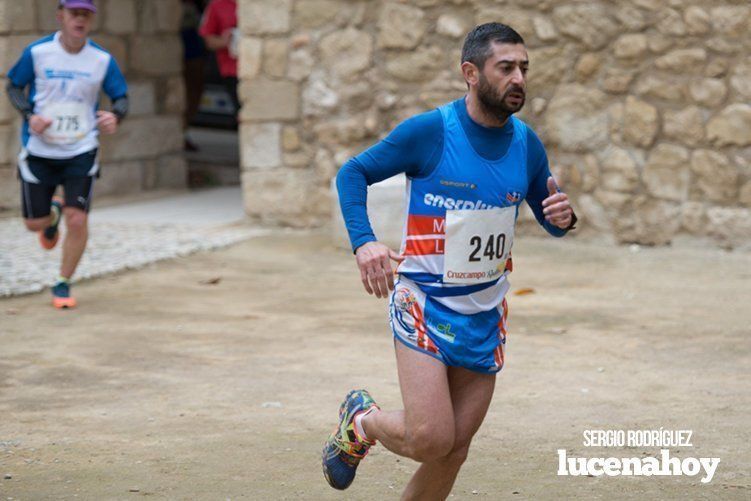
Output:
top-left (602, 69), bottom-right (634, 94)
top-left (684, 6), bottom-right (711, 35)
top-left (707, 104), bottom-right (751, 147)
top-left (739, 182), bottom-right (751, 207)
top-left (710, 6), bottom-right (750, 37)
top-left (532, 16), bottom-right (558, 42)
top-left (437, 13), bottom-right (469, 39)
top-left (576, 193), bottom-right (612, 233)
top-left (138, 0), bottom-right (181, 34)
top-left (680, 201), bottom-right (707, 235)
top-left (163, 76), bottom-right (186, 115)
top-left (239, 37), bottom-right (263, 80)
top-left (615, 5), bottom-right (650, 31)
top-left (104, 0), bottom-right (136, 34)
top-left (656, 8), bottom-right (686, 36)
top-left (552, 4), bottom-right (618, 50)
top-left (240, 0), bottom-right (291, 35)
top-left (663, 106), bottom-right (705, 145)
top-left (600, 146), bottom-right (639, 193)
top-left (643, 144), bottom-right (690, 201)
top-left (3, 35), bottom-right (40, 73)
top-left (544, 84), bottom-right (608, 152)
top-left (385, 46), bottom-right (444, 82)
top-left (319, 28), bottom-right (373, 81)
top-left (240, 78), bottom-right (298, 121)
top-left (293, 0), bottom-right (343, 29)
top-left (476, 8), bottom-right (533, 41)
top-left (243, 168), bottom-right (327, 226)
top-left (126, 81), bottom-right (156, 117)
top-left (690, 150), bottom-right (738, 203)
top-left (0, 1), bottom-right (37, 33)
top-left (378, 2), bottom-right (426, 50)
top-left (706, 207), bottom-right (751, 250)
top-left (0, 124), bottom-right (16, 165)
top-left (613, 34), bottom-right (648, 59)
top-left (688, 78), bottom-right (727, 108)
top-left (0, 165), bottom-right (20, 212)
top-left (96, 160), bottom-right (143, 197)
top-left (130, 36), bottom-right (182, 75)
top-left (0, 79), bottom-right (15, 124)
top-left (92, 35), bottom-right (128, 73)
top-left (282, 126), bottom-right (301, 151)
top-left (575, 53), bottom-right (601, 81)
top-left (655, 49), bottom-right (707, 71)
top-left (634, 76), bottom-right (685, 102)
top-left (155, 0), bottom-right (182, 32)
top-left (730, 58), bottom-right (751, 99)
top-left (623, 96), bottom-right (659, 148)
top-left (287, 46), bottom-right (314, 82)
top-left (302, 72), bottom-right (339, 117)
top-left (240, 122), bottom-right (281, 169)
top-left (527, 46), bottom-right (569, 90)
top-left (154, 154), bottom-right (187, 189)
top-left (263, 38), bottom-right (289, 78)
top-left (99, 116), bottom-right (183, 162)
top-left (36, 0), bottom-right (59, 32)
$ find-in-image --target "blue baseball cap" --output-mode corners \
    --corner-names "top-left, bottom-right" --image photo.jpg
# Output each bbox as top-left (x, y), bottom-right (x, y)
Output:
top-left (59, 0), bottom-right (97, 13)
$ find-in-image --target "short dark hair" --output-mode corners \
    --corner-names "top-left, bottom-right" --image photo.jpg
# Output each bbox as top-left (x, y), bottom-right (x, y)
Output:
top-left (461, 23), bottom-right (525, 69)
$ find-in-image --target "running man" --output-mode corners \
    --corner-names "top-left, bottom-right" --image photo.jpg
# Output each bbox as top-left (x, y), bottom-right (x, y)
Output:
top-left (323, 23), bottom-right (577, 498)
top-left (6, 0), bottom-right (128, 308)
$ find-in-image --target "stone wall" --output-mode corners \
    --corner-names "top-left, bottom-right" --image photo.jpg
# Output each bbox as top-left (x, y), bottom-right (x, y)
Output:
top-left (0, 0), bottom-right (186, 211)
top-left (238, 0), bottom-right (751, 248)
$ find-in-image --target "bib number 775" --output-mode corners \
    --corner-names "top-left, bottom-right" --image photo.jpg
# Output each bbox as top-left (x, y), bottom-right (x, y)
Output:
top-left (468, 233), bottom-right (507, 262)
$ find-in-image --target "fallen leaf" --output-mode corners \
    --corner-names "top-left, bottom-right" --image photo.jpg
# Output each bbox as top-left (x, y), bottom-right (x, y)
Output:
top-left (514, 288), bottom-right (536, 296)
top-left (200, 277), bottom-right (222, 285)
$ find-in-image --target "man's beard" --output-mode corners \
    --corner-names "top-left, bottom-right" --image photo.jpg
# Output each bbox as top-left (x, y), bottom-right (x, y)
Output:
top-left (477, 73), bottom-right (526, 121)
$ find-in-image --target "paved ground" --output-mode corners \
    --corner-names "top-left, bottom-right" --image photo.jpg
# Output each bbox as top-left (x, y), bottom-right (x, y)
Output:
top-left (0, 187), bottom-right (269, 297)
top-left (0, 232), bottom-right (749, 500)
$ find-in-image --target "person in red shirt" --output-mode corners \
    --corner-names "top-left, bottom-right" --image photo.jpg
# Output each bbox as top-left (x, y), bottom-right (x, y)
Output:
top-left (199, 0), bottom-right (238, 114)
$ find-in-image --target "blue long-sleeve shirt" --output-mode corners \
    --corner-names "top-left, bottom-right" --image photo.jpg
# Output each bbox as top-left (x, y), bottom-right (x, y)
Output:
top-left (337, 98), bottom-right (567, 252)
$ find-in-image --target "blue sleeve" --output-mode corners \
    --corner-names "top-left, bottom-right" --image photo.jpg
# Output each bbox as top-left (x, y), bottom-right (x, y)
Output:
top-left (525, 126), bottom-right (568, 238)
top-left (103, 56), bottom-right (128, 99)
top-left (7, 47), bottom-right (35, 88)
top-left (336, 110), bottom-right (444, 252)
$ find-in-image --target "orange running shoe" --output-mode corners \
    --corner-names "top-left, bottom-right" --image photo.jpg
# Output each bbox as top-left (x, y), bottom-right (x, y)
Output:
top-left (51, 281), bottom-right (77, 309)
top-left (39, 197), bottom-right (63, 250)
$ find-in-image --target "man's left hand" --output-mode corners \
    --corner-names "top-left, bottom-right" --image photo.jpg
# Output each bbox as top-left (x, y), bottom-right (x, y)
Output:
top-left (542, 176), bottom-right (574, 229)
top-left (96, 110), bottom-right (119, 135)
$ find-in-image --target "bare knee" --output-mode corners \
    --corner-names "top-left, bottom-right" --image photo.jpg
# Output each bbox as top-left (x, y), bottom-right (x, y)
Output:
top-left (24, 217), bottom-right (48, 232)
top-left (406, 423), bottom-right (455, 463)
top-left (443, 443), bottom-right (470, 467)
top-left (64, 208), bottom-right (87, 234)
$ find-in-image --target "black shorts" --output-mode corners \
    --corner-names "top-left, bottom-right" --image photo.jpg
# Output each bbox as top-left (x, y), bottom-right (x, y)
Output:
top-left (18, 149), bottom-right (98, 219)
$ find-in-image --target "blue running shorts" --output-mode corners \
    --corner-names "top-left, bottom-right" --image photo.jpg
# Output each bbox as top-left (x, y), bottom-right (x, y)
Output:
top-left (389, 277), bottom-right (509, 374)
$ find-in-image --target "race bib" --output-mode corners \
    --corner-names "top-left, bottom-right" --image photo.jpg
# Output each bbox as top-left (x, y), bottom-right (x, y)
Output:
top-left (42, 102), bottom-right (91, 145)
top-left (443, 207), bottom-right (515, 284)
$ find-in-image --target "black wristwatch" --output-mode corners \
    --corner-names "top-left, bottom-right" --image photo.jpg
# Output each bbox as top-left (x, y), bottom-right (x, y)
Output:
top-left (564, 212), bottom-right (578, 231)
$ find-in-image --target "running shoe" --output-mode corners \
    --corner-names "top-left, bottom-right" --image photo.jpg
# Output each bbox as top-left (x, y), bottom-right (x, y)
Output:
top-left (51, 281), bottom-right (77, 309)
top-left (39, 197), bottom-right (63, 250)
top-left (322, 389), bottom-right (378, 490)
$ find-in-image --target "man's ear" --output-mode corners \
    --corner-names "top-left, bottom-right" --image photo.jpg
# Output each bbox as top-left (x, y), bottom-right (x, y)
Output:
top-left (56, 9), bottom-right (64, 24)
top-left (461, 61), bottom-right (480, 87)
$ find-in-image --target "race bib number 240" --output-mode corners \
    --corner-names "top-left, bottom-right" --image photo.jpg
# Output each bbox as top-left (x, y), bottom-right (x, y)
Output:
top-left (443, 207), bottom-right (515, 284)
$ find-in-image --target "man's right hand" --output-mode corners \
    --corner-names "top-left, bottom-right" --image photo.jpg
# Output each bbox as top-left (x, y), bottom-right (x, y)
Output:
top-left (29, 115), bottom-right (53, 135)
top-left (355, 241), bottom-right (404, 299)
